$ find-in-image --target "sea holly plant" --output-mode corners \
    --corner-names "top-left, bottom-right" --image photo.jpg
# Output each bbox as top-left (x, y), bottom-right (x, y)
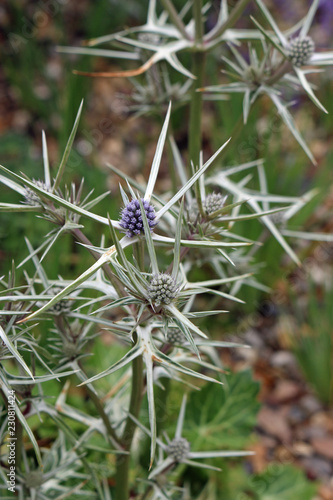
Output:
top-left (0, 1), bottom-right (331, 499)
top-left (202, 0), bottom-right (333, 163)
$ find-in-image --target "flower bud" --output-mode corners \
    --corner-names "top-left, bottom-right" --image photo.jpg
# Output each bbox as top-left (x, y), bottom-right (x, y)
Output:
top-left (25, 470), bottom-right (44, 489)
top-left (203, 192), bottom-right (226, 215)
top-left (24, 180), bottom-right (51, 206)
top-left (287, 36), bottom-right (315, 67)
top-left (166, 437), bottom-right (190, 462)
top-left (62, 341), bottom-right (78, 359)
top-left (49, 287), bottom-right (71, 315)
top-left (147, 273), bottom-right (179, 306)
top-left (166, 328), bottom-right (185, 345)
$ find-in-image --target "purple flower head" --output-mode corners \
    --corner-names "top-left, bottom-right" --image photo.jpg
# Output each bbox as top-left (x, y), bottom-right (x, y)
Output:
top-left (119, 198), bottom-right (157, 238)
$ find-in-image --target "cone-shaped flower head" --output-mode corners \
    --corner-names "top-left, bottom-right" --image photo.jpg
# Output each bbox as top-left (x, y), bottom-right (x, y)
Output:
top-left (62, 341), bottom-right (78, 359)
top-left (166, 438), bottom-right (190, 462)
top-left (287, 36), bottom-right (315, 67)
top-left (24, 180), bottom-right (52, 205)
top-left (24, 470), bottom-right (44, 489)
top-left (203, 192), bottom-right (226, 215)
top-left (49, 287), bottom-right (71, 315)
top-left (119, 198), bottom-right (157, 238)
top-left (147, 273), bottom-right (179, 306)
top-left (166, 327), bottom-right (185, 344)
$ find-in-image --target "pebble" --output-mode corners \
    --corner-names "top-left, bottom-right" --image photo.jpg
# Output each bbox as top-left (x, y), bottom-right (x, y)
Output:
top-left (302, 456), bottom-right (332, 480)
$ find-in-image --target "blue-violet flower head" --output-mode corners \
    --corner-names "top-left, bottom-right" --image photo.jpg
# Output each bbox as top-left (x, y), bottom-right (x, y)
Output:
top-left (119, 198), bottom-right (157, 238)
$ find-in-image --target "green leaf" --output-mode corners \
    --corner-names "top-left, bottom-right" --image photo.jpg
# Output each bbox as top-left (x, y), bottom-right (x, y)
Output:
top-left (166, 304), bottom-right (208, 339)
top-left (172, 198), bottom-right (184, 280)
top-left (186, 370), bottom-right (260, 449)
top-left (300, 0), bottom-right (320, 37)
top-left (42, 130), bottom-right (51, 187)
top-left (79, 345), bottom-right (142, 386)
top-left (0, 203), bottom-right (42, 212)
top-left (57, 45), bottom-right (140, 60)
top-left (144, 103), bottom-right (171, 201)
top-left (0, 373), bottom-right (41, 465)
top-left (20, 252), bottom-right (112, 322)
top-left (295, 68), bottom-right (328, 114)
top-left (250, 16), bottom-right (288, 58)
top-left (138, 198), bottom-right (159, 275)
top-left (53, 100), bottom-right (84, 191)
top-left (267, 91), bottom-right (316, 165)
top-left (0, 163), bottom-right (114, 226)
top-left (254, 0), bottom-right (287, 46)
top-left (153, 233), bottom-right (251, 248)
top-left (156, 138), bottom-right (231, 220)
top-left (0, 325), bottom-right (34, 379)
top-left (252, 465), bottom-right (317, 500)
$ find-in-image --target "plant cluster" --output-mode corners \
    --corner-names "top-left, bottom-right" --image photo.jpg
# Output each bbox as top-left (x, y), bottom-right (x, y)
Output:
top-left (1, 1), bottom-right (332, 499)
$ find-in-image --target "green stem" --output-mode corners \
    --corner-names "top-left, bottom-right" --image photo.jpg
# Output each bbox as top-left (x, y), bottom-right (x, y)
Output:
top-left (114, 207), bottom-right (145, 500)
top-left (15, 418), bottom-right (23, 471)
top-left (264, 60), bottom-right (293, 86)
top-left (115, 350), bottom-right (144, 500)
top-left (133, 239), bottom-right (145, 272)
top-left (160, 0), bottom-right (190, 40)
top-left (78, 361), bottom-right (122, 449)
top-left (193, 0), bottom-right (204, 43)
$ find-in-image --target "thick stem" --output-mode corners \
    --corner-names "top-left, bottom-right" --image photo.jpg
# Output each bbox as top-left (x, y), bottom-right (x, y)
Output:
top-left (78, 361), bottom-right (122, 449)
top-left (193, 0), bottom-right (204, 43)
top-left (133, 239), bottom-right (145, 272)
top-left (115, 202), bottom-right (144, 500)
top-left (115, 351), bottom-right (144, 500)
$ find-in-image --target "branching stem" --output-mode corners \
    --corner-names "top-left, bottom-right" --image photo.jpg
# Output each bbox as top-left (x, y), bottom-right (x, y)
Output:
top-left (115, 349), bottom-right (144, 500)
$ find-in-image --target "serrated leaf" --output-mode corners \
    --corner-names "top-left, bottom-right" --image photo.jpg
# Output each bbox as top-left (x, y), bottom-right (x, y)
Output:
top-left (253, 465), bottom-right (317, 500)
top-left (186, 370), bottom-right (260, 449)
